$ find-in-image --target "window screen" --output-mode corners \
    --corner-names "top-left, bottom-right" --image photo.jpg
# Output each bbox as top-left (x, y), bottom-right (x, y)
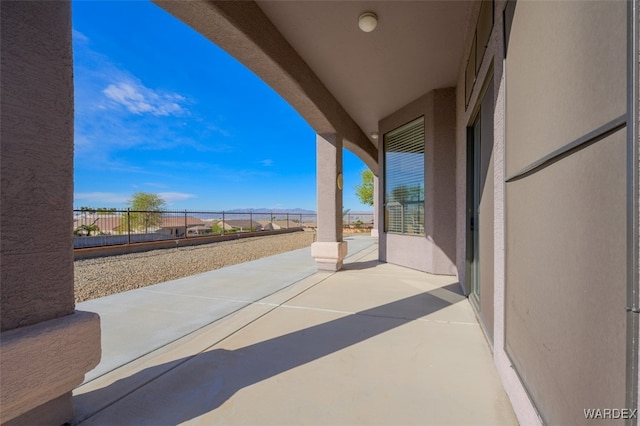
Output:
top-left (384, 117), bottom-right (425, 235)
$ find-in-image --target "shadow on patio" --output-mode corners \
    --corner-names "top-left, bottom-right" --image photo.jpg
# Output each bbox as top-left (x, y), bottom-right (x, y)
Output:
top-left (73, 239), bottom-right (517, 425)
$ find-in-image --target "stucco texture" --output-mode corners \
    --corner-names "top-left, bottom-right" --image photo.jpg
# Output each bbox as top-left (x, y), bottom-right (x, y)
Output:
top-left (504, 1), bottom-right (627, 424)
top-left (379, 88), bottom-right (457, 275)
top-left (1, 0), bottom-right (75, 332)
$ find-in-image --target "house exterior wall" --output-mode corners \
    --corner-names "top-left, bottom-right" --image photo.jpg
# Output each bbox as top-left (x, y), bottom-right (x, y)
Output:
top-left (452, 0), bottom-right (630, 424)
top-left (0, 2), bottom-right (101, 424)
top-left (504, 2), bottom-right (627, 424)
top-left (0, 1), bottom-right (634, 423)
top-left (1, 0), bottom-right (75, 332)
top-left (378, 89), bottom-right (457, 276)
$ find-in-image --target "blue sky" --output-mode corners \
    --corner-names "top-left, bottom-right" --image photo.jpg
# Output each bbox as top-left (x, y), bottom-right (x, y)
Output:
top-left (72, 0), bottom-right (371, 212)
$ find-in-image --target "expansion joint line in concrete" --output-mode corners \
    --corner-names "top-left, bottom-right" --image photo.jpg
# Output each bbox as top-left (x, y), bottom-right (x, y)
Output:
top-left (77, 240), bottom-right (377, 423)
top-left (76, 270), bottom-right (337, 424)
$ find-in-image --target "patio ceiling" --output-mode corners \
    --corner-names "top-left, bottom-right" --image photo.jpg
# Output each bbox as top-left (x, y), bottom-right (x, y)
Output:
top-left (154, 1), bottom-right (473, 172)
top-left (256, 0), bottom-right (473, 145)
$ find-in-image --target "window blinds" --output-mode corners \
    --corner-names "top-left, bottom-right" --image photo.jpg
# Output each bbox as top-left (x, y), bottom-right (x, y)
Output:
top-left (384, 117), bottom-right (425, 235)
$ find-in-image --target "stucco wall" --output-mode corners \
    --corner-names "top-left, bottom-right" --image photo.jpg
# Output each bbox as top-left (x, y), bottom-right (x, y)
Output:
top-left (0, 3), bottom-right (102, 424)
top-left (379, 88), bottom-right (457, 275)
top-left (503, 1), bottom-right (627, 424)
top-left (0, 0), bottom-right (75, 331)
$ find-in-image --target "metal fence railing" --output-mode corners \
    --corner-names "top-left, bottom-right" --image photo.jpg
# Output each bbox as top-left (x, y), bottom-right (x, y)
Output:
top-left (73, 209), bottom-right (317, 249)
top-left (343, 213), bottom-right (375, 230)
top-left (73, 209), bottom-right (374, 249)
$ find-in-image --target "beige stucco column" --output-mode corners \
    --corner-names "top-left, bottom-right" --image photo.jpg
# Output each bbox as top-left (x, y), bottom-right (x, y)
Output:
top-left (371, 175), bottom-right (380, 241)
top-left (0, 2), bottom-right (101, 424)
top-left (311, 133), bottom-right (348, 271)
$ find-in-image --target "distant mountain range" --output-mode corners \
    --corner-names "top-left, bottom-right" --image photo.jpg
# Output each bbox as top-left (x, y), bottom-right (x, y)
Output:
top-left (226, 208), bottom-right (373, 215)
top-left (227, 208), bottom-right (316, 214)
top-left (73, 207), bottom-right (372, 217)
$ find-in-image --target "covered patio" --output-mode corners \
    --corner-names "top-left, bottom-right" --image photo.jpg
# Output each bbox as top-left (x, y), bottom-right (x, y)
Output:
top-left (2, 0), bottom-right (636, 423)
top-left (72, 237), bottom-right (516, 425)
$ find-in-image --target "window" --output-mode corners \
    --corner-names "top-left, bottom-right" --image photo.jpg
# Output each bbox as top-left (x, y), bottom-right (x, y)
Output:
top-left (384, 117), bottom-right (425, 235)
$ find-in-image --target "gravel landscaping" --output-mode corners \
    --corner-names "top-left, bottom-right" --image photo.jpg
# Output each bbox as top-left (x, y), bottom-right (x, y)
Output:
top-left (74, 231), bottom-right (316, 303)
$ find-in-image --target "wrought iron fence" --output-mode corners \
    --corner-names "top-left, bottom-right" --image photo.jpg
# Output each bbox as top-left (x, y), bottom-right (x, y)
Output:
top-left (342, 213), bottom-right (375, 230)
top-left (72, 209), bottom-right (324, 249)
top-left (73, 209), bottom-right (373, 249)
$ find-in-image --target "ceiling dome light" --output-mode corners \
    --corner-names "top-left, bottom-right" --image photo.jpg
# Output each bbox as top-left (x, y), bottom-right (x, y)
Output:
top-left (358, 12), bottom-right (378, 33)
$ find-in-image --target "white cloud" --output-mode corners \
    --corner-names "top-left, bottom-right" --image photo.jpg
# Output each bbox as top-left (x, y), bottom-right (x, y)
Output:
top-left (72, 29), bottom-right (89, 44)
top-left (102, 81), bottom-right (186, 116)
top-left (73, 33), bottom-right (230, 171)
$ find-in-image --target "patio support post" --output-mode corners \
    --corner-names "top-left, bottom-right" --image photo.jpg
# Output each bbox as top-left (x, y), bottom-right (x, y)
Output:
top-left (0, 2), bottom-right (101, 424)
top-left (311, 133), bottom-right (348, 271)
top-left (371, 175), bottom-right (380, 241)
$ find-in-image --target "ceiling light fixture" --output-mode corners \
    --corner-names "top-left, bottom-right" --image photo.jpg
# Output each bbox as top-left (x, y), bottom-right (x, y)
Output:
top-left (358, 12), bottom-right (378, 33)
top-left (370, 132), bottom-right (379, 140)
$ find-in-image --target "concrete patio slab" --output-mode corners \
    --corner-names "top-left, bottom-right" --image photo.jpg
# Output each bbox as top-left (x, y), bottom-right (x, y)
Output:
top-left (288, 263), bottom-right (478, 325)
top-left (73, 236), bottom-right (517, 425)
top-left (77, 236), bottom-right (374, 382)
top-left (73, 274), bottom-right (332, 424)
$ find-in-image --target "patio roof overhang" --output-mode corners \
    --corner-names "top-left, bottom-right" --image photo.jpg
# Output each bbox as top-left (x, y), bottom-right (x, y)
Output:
top-left (153, 0), bottom-right (474, 176)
